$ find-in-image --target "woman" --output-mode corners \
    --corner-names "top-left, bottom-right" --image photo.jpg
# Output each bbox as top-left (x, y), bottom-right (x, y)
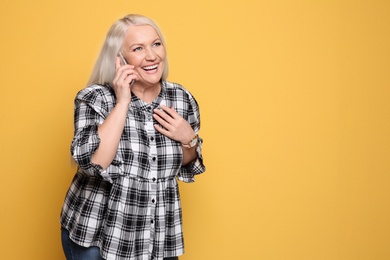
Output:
top-left (60, 14), bottom-right (205, 260)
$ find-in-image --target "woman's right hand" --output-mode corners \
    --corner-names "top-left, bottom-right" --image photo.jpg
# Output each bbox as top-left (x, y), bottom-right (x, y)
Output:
top-left (112, 57), bottom-right (139, 105)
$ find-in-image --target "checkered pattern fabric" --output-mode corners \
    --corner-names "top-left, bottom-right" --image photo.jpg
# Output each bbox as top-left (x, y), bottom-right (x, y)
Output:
top-left (60, 81), bottom-right (205, 260)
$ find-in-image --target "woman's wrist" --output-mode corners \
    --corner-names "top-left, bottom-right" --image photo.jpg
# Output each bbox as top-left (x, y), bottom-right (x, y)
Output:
top-left (181, 134), bottom-right (198, 148)
top-left (115, 100), bottom-right (131, 108)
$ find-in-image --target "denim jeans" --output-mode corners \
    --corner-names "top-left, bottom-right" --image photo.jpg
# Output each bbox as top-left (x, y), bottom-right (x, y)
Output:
top-left (61, 228), bottom-right (179, 260)
top-left (61, 228), bottom-right (104, 260)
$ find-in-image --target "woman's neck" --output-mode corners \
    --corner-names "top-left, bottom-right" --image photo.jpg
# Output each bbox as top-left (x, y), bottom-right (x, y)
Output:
top-left (131, 83), bottom-right (161, 104)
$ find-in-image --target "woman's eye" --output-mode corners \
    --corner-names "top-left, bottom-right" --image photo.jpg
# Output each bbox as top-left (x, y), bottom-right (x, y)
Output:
top-left (133, 47), bottom-right (142, 52)
top-left (153, 42), bottom-right (162, 47)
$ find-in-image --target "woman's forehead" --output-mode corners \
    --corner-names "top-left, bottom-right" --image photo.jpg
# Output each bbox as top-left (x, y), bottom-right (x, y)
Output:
top-left (125, 25), bottom-right (159, 40)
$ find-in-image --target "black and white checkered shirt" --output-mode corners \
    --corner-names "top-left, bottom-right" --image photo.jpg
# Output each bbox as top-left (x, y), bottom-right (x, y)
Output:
top-left (60, 81), bottom-right (205, 260)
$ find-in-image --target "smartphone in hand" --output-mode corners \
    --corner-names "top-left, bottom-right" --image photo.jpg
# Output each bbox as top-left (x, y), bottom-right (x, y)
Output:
top-left (118, 51), bottom-right (135, 86)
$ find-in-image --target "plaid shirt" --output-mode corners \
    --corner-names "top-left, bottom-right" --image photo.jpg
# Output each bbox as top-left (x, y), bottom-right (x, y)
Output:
top-left (60, 81), bottom-right (205, 260)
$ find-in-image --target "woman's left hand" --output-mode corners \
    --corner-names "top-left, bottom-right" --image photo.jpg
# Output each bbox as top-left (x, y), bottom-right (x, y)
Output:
top-left (153, 105), bottom-right (195, 145)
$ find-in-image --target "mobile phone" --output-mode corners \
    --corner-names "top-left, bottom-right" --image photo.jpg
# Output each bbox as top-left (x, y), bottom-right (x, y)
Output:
top-left (118, 51), bottom-right (135, 86)
top-left (118, 51), bottom-right (127, 65)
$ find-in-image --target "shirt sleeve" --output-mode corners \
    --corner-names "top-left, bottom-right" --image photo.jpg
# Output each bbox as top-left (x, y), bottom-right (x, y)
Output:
top-left (178, 89), bottom-right (206, 183)
top-left (70, 86), bottom-right (122, 183)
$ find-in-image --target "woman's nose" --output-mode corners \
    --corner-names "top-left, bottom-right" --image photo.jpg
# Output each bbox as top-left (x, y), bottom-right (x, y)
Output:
top-left (145, 48), bottom-right (156, 60)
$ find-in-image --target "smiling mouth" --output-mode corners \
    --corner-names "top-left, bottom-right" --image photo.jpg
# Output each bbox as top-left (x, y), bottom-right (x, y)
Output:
top-left (142, 64), bottom-right (158, 71)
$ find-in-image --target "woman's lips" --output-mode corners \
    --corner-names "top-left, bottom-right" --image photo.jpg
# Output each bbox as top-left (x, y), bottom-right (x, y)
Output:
top-left (142, 64), bottom-right (158, 71)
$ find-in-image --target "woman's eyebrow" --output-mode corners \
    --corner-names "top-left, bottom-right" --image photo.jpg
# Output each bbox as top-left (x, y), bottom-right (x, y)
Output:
top-left (128, 39), bottom-right (160, 49)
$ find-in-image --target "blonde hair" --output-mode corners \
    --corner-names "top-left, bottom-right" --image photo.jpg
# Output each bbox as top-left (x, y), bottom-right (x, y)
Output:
top-left (86, 14), bottom-right (169, 86)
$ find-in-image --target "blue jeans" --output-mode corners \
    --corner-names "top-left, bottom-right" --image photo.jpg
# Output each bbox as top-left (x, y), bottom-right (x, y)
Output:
top-left (61, 228), bottom-right (104, 260)
top-left (61, 228), bottom-right (179, 260)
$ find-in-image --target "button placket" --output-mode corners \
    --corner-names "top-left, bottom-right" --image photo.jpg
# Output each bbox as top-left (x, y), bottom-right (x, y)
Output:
top-left (145, 106), bottom-right (158, 256)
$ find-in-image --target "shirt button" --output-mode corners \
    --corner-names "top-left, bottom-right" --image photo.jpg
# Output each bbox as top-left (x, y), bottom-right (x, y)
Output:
top-left (151, 219), bottom-right (154, 224)
top-left (150, 136), bottom-right (154, 141)
top-left (152, 157), bottom-right (156, 161)
top-left (152, 199), bottom-right (155, 203)
top-left (152, 178), bottom-right (156, 182)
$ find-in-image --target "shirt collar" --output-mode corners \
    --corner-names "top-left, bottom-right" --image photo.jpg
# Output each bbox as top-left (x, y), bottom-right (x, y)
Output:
top-left (130, 81), bottom-right (167, 112)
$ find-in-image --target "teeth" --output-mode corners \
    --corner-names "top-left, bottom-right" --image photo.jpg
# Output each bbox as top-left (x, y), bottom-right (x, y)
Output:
top-left (143, 64), bottom-right (158, 70)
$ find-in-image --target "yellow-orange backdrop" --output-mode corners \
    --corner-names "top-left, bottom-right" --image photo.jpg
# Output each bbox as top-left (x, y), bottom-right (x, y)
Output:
top-left (1, 0), bottom-right (389, 259)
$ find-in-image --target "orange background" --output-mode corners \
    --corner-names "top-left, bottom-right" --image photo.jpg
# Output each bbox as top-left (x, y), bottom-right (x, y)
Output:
top-left (1, 0), bottom-right (389, 259)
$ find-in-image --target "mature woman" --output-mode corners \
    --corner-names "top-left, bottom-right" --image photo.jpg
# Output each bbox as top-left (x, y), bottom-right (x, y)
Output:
top-left (60, 14), bottom-right (205, 260)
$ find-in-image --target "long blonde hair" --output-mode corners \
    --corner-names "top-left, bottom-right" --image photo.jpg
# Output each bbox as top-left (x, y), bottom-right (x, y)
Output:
top-left (86, 14), bottom-right (169, 86)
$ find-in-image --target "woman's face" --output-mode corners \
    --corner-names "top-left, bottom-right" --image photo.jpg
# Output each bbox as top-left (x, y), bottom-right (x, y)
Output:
top-left (122, 25), bottom-right (166, 86)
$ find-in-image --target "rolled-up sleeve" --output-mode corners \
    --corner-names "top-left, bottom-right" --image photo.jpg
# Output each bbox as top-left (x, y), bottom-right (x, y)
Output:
top-left (178, 136), bottom-right (205, 183)
top-left (178, 90), bottom-right (206, 183)
top-left (70, 86), bottom-right (122, 183)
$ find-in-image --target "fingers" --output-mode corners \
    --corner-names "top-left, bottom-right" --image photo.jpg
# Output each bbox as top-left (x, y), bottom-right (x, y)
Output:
top-left (153, 110), bottom-right (173, 131)
top-left (154, 105), bottom-right (177, 119)
top-left (152, 105), bottom-right (181, 131)
top-left (153, 107), bottom-right (173, 137)
top-left (153, 106), bottom-right (172, 122)
top-left (153, 106), bottom-right (195, 144)
top-left (113, 58), bottom-right (138, 88)
top-left (154, 124), bottom-right (170, 137)
top-left (153, 115), bottom-right (195, 144)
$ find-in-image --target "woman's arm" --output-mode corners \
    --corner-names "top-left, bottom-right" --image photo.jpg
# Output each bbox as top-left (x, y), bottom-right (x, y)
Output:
top-left (91, 102), bottom-right (129, 169)
top-left (91, 57), bottom-right (138, 169)
top-left (181, 143), bottom-right (198, 165)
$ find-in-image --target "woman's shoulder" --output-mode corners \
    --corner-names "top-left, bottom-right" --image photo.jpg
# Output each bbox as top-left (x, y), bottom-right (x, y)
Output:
top-left (164, 80), bottom-right (193, 97)
top-left (164, 80), bottom-right (184, 89)
top-left (163, 81), bottom-right (200, 110)
top-left (75, 84), bottom-right (115, 103)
